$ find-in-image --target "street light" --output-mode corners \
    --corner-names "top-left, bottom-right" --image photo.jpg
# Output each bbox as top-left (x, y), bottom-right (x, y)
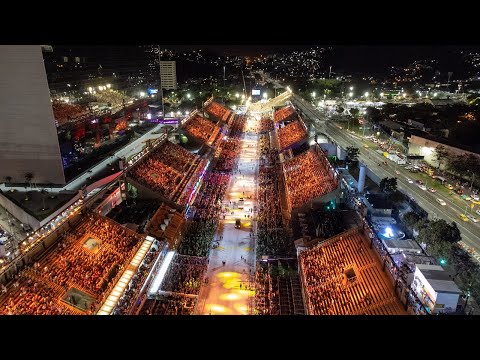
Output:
top-left (106, 84), bottom-right (111, 89)
top-left (364, 92), bottom-right (369, 98)
top-left (380, 92), bottom-right (384, 98)
top-left (235, 93), bottom-right (240, 98)
top-left (187, 93), bottom-right (191, 99)
top-left (312, 91), bottom-right (316, 98)
top-left (349, 92), bottom-right (353, 98)
top-left (349, 86), bottom-right (354, 91)
top-left (262, 92), bottom-right (268, 99)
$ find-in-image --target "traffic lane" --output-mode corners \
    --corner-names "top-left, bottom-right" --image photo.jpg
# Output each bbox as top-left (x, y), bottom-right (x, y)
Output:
top-left (328, 124), bottom-right (477, 219)
top-left (323, 125), bottom-right (480, 250)
top-left (293, 95), bottom-right (480, 249)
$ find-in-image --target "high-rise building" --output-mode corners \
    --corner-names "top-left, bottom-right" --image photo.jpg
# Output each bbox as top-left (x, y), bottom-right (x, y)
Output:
top-left (0, 45), bottom-right (65, 185)
top-left (160, 61), bottom-right (177, 90)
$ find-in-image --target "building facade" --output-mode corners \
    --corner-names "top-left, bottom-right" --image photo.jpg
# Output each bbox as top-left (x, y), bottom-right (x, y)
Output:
top-left (0, 45), bottom-right (65, 185)
top-left (411, 264), bottom-right (461, 314)
top-left (160, 61), bottom-right (177, 90)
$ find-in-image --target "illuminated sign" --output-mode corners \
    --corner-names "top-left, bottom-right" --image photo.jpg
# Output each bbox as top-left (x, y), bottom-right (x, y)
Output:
top-left (147, 88), bottom-right (158, 95)
top-left (252, 89), bottom-right (261, 96)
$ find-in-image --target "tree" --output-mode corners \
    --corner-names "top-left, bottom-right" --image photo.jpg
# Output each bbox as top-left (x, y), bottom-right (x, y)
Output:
top-left (349, 108), bottom-right (360, 118)
top-left (346, 146), bottom-right (360, 162)
top-left (434, 145), bottom-right (449, 171)
top-left (402, 211), bottom-right (421, 229)
top-left (24, 172), bottom-right (34, 188)
top-left (336, 106), bottom-right (344, 114)
top-left (364, 106), bottom-right (382, 124)
top-left (417, 219), bottom-right (461, 248)
top-left (4, 176), bottom-right (12, 184)
top-left (380, 177), bottom-right (397, 193)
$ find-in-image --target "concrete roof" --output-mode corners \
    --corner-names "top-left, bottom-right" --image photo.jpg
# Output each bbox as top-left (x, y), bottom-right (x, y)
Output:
top-left (415, 264), bottom-right (462, 294)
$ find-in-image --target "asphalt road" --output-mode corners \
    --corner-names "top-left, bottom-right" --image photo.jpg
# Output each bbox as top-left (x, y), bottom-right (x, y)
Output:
top-left (291, 93), bottom-right (480, 256)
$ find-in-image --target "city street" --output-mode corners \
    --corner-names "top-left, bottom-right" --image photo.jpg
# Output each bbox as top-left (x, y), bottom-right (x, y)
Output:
top-left (196, 115), bottom-right (259, 315)
top-left (291, 93), bottom-right (480, 257)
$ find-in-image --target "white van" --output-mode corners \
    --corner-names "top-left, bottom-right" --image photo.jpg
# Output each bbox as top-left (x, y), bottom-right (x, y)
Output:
top-left (436, 198), bottom-right (446, 206)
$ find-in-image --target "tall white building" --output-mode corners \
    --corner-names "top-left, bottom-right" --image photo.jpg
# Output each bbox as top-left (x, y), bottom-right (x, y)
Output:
top-left (160, 61), bottom-right (177, 90)
top-left (0, 45), bottom-right (65, 185)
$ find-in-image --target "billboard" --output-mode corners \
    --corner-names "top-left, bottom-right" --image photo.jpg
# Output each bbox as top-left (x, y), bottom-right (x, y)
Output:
top-left (252, 89), bottom-right (261, 96)
top-left (147, 88), bottom-right (158, 95)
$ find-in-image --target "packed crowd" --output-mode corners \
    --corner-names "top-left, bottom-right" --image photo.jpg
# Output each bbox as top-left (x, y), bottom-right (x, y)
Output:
top-left (273, 105), bottom-right (296, 123)
top-left (283, 147), bottom-right (337, 209)
top-left (258, 117), bottom-right (274, 133)
top-left (0, 213), bottom-right (144, 315)
top-left (191, 173), bottom-right (230, 221)
top-left (52, 101), bottom-right (89, 126)
top-left (161, 254), bottom-right (208, 295)
top-left (277, 120), bottom-right (308, 150)
top-left (230, 115), bottom-right (247, 137)
top-left (299, 230), bottom-right (403, 315)
top-left (183, 115), bottom-right (219, 143)
top-left (128, 141), bottom-right (197, 201)
top-left (0, 273), bottom-right (77, 315)
top-left (179, 114), bottom-right (246, 257)
top-left (215, 139), bottom-right (242, 173)
top-left (254, 263), bottom-right (279, 315)
top-left (258, 134), bottom-right (283, 231)
top-left (140, 295), bottom-right (197, 315)
top-left (205, 101), bottom-right (232, 122)
top-left (159, 141), bottom-right (197, 173)
top-left (44, 215), bottom-right (142, 294)
top-left (94, 89), bottom-right (133, 110)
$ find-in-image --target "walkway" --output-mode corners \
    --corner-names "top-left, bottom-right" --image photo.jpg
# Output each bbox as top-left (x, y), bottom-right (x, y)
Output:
top-left (196, 115), bottom-right (259, 315)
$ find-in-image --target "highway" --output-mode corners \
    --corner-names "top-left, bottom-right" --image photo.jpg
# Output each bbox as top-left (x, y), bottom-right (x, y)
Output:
top-left (291, 93), bottom-right (480, 257)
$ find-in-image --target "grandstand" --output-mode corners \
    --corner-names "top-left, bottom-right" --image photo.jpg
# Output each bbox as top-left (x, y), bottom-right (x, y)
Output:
top-left (146, 203), bottom-right (185, 249)
top-left (0, 213), bottom-right (151, 315)
top-left (52, 101), bottom-right (89, 127)
top-left (273, 105), bottom-right (297, 123)
top-left (205, 100), bottom-right (234, 125)
top-left (126, 140), bottom-right (207, 208)
top-left (298, 228), bottom-right (406, 315)
top-left (277, 119), bottom-right (308, 150)
top-left (282, 145), bottom-right (339, 211)
top-left (182, 114), bottom-right (222, 146)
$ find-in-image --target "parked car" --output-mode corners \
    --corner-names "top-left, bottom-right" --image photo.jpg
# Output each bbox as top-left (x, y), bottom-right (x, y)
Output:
top-left (406, 178), bottom-right (413, 184)
top-left (436, 198), bottom-right (446, 206)
top-left (445, 184), bottom-right (454, 190)
top-left (416, 179), bottom-right (424, 185)
top-left (476, 209), bottom-right (480, 216)
top-left (459, 213), bottom-right (469, 222)
top-left (418, 184), bottom-right (427, 191)
top-left (428, 188), bottom-right (436, 193)
top-left (461, 194), bottom-right (472, 201)
top-left (471, 194), bottom-right (479, 201)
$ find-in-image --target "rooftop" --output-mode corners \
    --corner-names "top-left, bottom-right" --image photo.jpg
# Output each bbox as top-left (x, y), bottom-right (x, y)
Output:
top-left (364, 193), bottom-right (394, 210)
top-left (415, 264), bottom-right (462, 294)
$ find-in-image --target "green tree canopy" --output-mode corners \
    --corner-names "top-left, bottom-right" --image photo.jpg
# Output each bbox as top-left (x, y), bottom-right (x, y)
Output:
top-left (346, 146), bottom-right (360, 162)
top-left (380, 177), bottom-right (397, 193)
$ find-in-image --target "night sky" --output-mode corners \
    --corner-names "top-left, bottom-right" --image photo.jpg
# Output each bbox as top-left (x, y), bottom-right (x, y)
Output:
top-left (167, 45), bottom-right (476, 75)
